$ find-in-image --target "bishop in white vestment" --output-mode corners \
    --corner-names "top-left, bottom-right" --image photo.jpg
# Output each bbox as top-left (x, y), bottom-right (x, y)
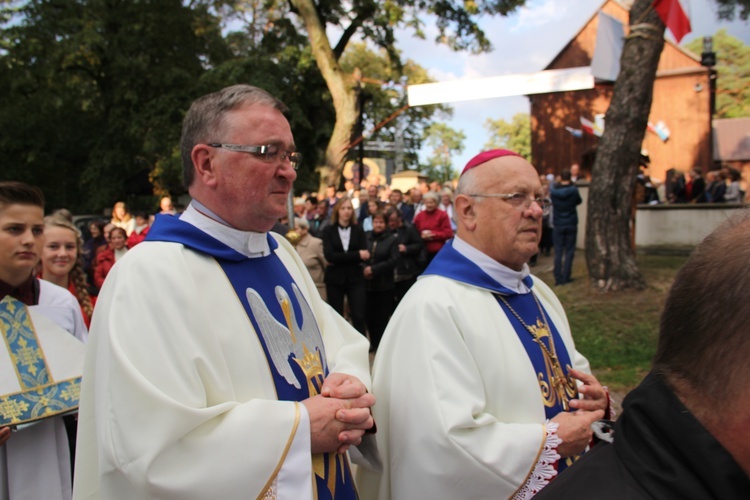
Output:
top-left (357, 149), bottom-right (610, 499)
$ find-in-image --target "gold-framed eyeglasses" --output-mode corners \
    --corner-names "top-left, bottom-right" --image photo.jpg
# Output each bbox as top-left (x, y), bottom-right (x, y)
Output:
top-left (466, 192), bottom-right (551, 215)
top-left (207, 143), bottom-right (302, 169)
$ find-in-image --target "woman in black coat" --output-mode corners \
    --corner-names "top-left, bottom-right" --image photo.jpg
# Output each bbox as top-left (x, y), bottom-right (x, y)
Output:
top-left (322, 197), bottom-right (369, 335)
top-left (386, 207), bottom-right (425, 307)
top-left (364, 210), bottom-right (399, 351)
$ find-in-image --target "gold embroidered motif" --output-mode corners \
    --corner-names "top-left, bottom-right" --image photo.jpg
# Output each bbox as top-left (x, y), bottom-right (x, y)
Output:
top-left (60, 379), bottom-right (80, 401)
top-left (12, 338), bottom-right (43, 376)
top-left (245, 284), bottom-right (347, 498)
top-left (0, 397), bottom-right (29, 421)
top-left (292, 345), bottom-right (325, 397)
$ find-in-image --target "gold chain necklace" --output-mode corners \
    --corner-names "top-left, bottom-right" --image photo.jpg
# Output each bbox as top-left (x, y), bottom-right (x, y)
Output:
top-left (498, 293), bottom-right (577, 411)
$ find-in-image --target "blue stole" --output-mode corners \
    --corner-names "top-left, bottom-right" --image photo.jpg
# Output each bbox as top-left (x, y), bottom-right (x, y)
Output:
top-left (423, 241), bottom-right (580, 470)
top-left (147, 215), bottom-right (357, 500)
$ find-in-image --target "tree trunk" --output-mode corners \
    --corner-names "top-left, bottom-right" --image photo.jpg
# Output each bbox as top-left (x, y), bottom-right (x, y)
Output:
top-left (291, 0), bottom-right (360, 188)
top-left (585, 0), bottom-right (665, 291)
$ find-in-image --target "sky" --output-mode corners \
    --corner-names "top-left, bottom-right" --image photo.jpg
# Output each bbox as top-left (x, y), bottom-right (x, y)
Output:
top-left (393, 0), bottom-right (750, 174)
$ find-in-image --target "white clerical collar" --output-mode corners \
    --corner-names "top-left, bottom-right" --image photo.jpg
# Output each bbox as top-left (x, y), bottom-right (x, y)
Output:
top-left (452, 235), bottom-right (531, 294)
top-left (179, 200), bottom-right (271, 258)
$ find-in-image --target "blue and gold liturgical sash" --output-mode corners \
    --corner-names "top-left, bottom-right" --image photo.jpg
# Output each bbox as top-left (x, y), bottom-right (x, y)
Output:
top-left (0, 296), bottom-right (81, 426)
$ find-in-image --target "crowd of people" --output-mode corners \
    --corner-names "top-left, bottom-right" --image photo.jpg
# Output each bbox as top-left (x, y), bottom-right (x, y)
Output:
top-left (642, 165), bottom-right (745, 204)
top-left (1, 83), bottom-right (748, 500)
top-left (282, 181), bottom-right (468, 351)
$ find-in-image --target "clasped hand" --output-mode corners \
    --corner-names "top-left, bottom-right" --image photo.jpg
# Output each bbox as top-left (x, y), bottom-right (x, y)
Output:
top-left (303, 373), bottom-right (375, 454)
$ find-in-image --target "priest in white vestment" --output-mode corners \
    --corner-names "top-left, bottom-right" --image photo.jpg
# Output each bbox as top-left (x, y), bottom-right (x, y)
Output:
top-left (73, 85), bottom-right (375, 500)
top-left (357, 150), bottom-right (612, 499)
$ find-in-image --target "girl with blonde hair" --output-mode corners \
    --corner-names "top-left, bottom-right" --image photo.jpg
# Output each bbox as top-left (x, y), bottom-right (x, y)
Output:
top-left (41, 214), bottom-right (96, 326)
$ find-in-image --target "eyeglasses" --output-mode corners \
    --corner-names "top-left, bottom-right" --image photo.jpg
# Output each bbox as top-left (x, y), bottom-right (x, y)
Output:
top-left (466, 192), bottom-right (551, 215)
top-left (207, 143), bottom-right (302, 169)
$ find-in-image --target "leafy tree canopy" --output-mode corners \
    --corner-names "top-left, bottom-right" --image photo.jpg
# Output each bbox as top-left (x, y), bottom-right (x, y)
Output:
top-left (684, 29), bottom-right (750, 119)
top-left (339, 42), bottom-right (452, 173)
top-left (0, 0), bottom-right (229, 212)
top-left (483, 112), bottom-right (531, 161)
top-left (422, 122), bottom-right (465, 183)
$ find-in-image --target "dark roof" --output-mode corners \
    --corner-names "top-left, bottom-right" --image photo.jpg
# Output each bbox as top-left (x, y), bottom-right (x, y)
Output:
top-left (714, 118), bottom-right (750, 161)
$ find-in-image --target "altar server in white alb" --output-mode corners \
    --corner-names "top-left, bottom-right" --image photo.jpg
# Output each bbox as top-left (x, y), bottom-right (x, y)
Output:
top-left (73, 85), bottom-right (375, 500)
top-left (0, 181), bottom-right (88, 500)
top-left (357, 149), bottom-right (612, 499)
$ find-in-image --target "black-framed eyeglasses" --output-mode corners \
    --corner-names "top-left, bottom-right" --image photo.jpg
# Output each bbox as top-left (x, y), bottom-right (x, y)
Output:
top-left (207, 143), bottom-right (302, 169)
top-left (466, 192), bottom-right (551, 215)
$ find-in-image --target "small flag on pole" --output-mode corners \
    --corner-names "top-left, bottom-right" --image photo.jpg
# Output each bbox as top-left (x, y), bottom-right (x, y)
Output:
top-left (653, 0), bottom-right (691, 43)
top-left (580, 115), bottom-right (605, 137)
top-left (647, 121), bottom-right (671, 142)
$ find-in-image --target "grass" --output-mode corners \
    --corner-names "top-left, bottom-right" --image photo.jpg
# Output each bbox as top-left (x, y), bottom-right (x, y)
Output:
top-left (534, 251), bottom-right (689, 395)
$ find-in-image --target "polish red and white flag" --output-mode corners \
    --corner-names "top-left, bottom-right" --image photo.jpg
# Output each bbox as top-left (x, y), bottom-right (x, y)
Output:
top-left (653, 0), bottom-right (692, 43)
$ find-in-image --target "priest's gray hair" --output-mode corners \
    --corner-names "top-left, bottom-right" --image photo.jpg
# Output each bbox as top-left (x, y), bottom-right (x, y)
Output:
top-left (180, 84), bottom-right (288, 188)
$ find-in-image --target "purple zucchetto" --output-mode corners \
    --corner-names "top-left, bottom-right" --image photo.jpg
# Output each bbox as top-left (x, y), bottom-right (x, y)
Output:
top-left (461, 149), bottom-right (523, 176)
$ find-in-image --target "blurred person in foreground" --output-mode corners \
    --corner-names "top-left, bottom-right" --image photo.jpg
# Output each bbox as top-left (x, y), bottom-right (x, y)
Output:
top-left (357, 149), bottom-right (610, 499)
top-left (536, 211), bottom-right (750, 499)
top-left (73, 84), bottom-right (374, 500)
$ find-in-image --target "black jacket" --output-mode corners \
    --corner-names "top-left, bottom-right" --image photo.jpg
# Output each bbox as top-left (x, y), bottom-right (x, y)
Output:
top-left (535, 372), bottom-right (750, 499)
top-left (364, 230), bottom-right (399, 292)
top-left (322, 224), bottom-right (368, 285)
top-left (392, 222), bottom-right (424, 279)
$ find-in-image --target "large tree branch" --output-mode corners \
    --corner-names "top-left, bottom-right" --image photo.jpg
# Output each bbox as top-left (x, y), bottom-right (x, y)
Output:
top-left (333, 17), bottom-right (363, 59)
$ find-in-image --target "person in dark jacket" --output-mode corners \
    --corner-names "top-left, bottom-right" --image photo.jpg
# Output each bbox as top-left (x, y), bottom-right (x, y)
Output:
top-left (535, 212), bottom-right (750, 500)
top-left (322, 197), bottom-right (369, 335)
top-left (549, 169), bottom-right (582, 285)
top-left (386, 207), bottom-right (424, 306)
top-left (363, 211), bottom-right (399, 351)
top-left (705, 169), bottom-right (726, 202)
top-left (686, 168), bottom-right (707, 203)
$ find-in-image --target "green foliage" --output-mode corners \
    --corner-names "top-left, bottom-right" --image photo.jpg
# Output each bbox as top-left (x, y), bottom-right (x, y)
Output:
top-left (339, 42), bottom-right (452, 171)
top-left (0, 0), bottom-right (530, 210)
top-left (422, 122), bottom-right (465, 182)
top-left (483, 112), bottom-right (531, 160)
top-left (0, 0), bottom-right (229, 212)
top-left (684, 29), bottom-right (750, 119)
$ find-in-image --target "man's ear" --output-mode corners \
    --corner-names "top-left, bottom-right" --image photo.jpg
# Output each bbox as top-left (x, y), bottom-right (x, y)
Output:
top-left (192, 144), bottom-right (218, 187)
top-left (454, 194), bottom-right (477, 230)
